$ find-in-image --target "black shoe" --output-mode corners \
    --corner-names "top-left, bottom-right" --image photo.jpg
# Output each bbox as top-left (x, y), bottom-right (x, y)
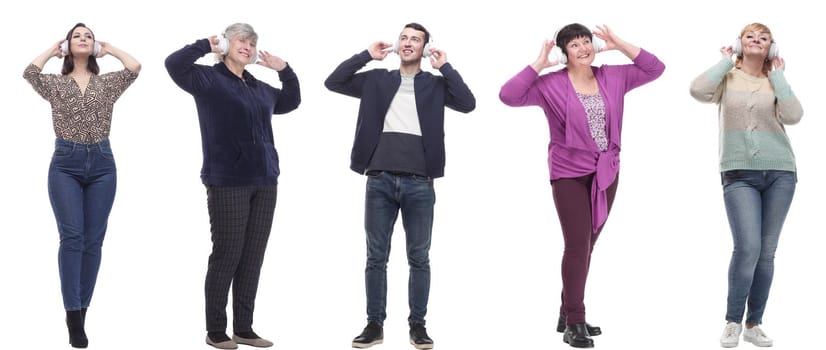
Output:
top-left (66, 310), bottom-right (88, 348)
top-left (409, 322), bottom-right (434, 349)
top-left (557, 315), bottom-right (602, 336)
top-left (352, 321), bottom-right (383, 348)
top-left (563, 323), bottom-right (594, 348)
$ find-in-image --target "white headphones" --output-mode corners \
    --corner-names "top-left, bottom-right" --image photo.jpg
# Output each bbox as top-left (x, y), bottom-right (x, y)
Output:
top-left (60, 40), bottom-right (101, 56)
top-left (549, 28), bottom-right (604, 64)
top-left (733, 37), bottom-right (778, 60)
top-left (217, 32), bottom-right (258, 63)
top-left (393, 36), bottom-right (433, 58)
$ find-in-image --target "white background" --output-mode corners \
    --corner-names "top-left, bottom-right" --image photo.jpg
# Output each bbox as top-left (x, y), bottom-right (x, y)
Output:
top-left (1, 1), bottom-right (822, 349)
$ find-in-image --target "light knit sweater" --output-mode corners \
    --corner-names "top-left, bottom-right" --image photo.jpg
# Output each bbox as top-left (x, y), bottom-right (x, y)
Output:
top-left (690, 58), bottom-right (803, 172)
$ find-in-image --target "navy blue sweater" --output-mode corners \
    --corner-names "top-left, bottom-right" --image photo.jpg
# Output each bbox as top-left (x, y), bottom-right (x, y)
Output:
top-left (165, 39), bottom-right (300, 186)
top-left (324, 50), bottom-right (475, 178)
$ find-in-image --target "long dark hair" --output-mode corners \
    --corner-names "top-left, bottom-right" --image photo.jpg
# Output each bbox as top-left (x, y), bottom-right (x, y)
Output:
top-left (61, 23), bottom-right (100, 75)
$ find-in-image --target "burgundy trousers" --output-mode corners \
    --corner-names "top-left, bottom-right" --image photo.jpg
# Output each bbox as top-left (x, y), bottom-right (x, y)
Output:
top-left (551, 173), bottom-right (618, 326)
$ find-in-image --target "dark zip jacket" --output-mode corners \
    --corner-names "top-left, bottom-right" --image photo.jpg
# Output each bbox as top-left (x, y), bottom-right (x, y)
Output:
top-left (325, 50), bottom-right (475, 178)
top-left (165, 39), bottom-right (300, 186)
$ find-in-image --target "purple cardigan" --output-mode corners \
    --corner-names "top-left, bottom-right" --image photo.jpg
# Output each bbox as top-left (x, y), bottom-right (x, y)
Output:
top-left (499, 49), bottom-right (664, 233)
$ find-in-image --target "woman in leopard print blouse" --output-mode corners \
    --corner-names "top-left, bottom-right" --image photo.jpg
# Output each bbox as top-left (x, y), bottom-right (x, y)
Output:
top-left (23, 22), bottom-right (140, 349)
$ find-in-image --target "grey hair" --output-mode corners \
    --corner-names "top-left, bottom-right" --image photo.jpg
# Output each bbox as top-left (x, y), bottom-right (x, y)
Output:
top-left (216, 23), bottom-right (258, 62)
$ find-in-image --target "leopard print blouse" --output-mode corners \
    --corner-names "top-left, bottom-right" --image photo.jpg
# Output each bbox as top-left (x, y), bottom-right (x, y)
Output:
top-left (23, 63), bottom-right (138, 144)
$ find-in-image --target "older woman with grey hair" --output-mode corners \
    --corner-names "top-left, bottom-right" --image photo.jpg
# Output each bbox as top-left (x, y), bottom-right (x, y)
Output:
top-left (165, 23), bottom-right (301, 349)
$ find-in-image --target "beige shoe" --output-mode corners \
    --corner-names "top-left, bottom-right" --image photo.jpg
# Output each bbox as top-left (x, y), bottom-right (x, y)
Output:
top-left (206, 335), bottom-right (238, 349)
top-left (233, 335), bottom-right (274, 348)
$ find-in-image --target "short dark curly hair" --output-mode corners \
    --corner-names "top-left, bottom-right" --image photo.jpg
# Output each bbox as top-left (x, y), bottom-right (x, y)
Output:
top-left (555, 23), bottom-right (593, 56)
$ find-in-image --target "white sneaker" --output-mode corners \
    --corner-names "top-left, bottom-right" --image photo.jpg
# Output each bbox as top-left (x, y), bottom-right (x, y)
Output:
top-left (720, 322), bottom-right (742, 348)
top-left (743, 325), bottom-right (773, 347)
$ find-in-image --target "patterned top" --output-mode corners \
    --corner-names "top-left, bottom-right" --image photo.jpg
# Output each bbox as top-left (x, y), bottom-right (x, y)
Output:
top-left (577, 91), bottom-right (608, 151)
top-left (23, 63), bottom-right (139, 144)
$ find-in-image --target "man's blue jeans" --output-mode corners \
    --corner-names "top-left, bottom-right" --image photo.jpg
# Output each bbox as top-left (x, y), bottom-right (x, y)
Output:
top-left (48, 138), bottom-right (117, 311)
top-left (722, 170), bottom-right (796, 325)
top-left (363, 171), bottom-right (435, 324)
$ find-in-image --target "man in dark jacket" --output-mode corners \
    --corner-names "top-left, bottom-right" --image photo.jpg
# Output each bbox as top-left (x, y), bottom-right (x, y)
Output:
top-left (325, 22), bottom-right (475, 350)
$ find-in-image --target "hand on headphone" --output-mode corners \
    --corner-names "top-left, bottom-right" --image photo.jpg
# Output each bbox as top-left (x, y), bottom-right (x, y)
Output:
top-left (208, 35), bottom-right (224, 54)
top-left (256, 50), bottom-right (287, 71)
top-left (531, 39), bottom-right (558, 72)
top-left (592, 24), bottom-right (616, 52)
top-left (428, 47), bottom-right (446, 69)
top-left (771, 56), bottom-right (785, 71)
top-left (719, 46), bottom-right (735, 60)
top-left (368, 41), bottom-right (393, 61)
top-left (93, 41), bottom-right (108, 58)
top-left (53, 39), bottom-right (67, 59)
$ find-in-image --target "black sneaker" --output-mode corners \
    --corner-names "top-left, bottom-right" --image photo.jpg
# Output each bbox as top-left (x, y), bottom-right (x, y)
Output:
top-left (409, 322), bottom-right (434, 349)
top-left (352, 321), bottom-right (383, 348)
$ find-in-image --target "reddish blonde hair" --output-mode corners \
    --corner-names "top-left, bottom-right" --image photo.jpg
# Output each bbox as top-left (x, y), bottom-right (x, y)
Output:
top-left (734, 22), bottom-right (774, 75)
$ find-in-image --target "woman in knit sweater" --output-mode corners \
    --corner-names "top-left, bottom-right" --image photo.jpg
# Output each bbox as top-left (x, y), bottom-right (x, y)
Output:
top-left (500, 23), bottom-right (664, 348)
top-left (690, 22), bottom-right (803, 348)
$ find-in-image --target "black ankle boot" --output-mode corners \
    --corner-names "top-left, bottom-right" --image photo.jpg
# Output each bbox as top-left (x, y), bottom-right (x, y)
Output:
top-left (66, 310), bottom-right (88, 348)
top-left (557, 315), bottom-right (602, 336)
top-left (563, 323), bottom-right (594, 348)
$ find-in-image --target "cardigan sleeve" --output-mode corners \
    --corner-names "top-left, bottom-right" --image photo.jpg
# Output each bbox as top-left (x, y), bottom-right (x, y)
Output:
top-left (769, 70), bottom-right (803, 125)
top-left (616, 49), bottom-right (665, 92)
top-left (498, 65), bottom-right (546, 108)
top-left (689, 58), bottom-right (734, 104)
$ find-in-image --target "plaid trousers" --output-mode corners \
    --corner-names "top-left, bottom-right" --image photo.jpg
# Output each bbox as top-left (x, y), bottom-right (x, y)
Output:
top-left (204, 185), bottom-right (277, 333)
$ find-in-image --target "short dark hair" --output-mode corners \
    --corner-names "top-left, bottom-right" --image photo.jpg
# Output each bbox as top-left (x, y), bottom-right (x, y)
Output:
top-left (61, 22), bottom-right (100, 75)
top-left (403, 22), bottom-right (430, 43)
top-left (555, 23), bottom-right (593, 56)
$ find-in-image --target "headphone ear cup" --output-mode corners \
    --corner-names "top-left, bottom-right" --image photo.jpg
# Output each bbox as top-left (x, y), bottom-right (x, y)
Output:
top-left (93, 42), bottom-right (101, 56)
top-left (218, 36), bottom-right (229, 55)
top-left (422, 42), bottom-right (431, 58)
top-left (550, 46), bottom-right (567, 64)
top-left (393, 38), bottom-right (400, 54)
top-left (768, 42), bottom-right (779, 60)
top-left (733, 38), bottom-right (743, 57)
top-left (592, 36), bottom-right (605, 53)
top-left (60, 40), bottom-right (69, 55)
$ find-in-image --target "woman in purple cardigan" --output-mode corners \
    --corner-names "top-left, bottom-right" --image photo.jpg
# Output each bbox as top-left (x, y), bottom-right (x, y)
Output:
top-left (499, 23), bottom-right (664, 348)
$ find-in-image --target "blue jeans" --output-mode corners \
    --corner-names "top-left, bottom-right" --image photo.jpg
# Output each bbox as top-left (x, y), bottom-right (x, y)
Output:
top-left (364, 171), bottom-right (435, 324)
top-left (722, 170), bottom-right (796, 324)
top-left (48, 138), bottom-right (117, 311)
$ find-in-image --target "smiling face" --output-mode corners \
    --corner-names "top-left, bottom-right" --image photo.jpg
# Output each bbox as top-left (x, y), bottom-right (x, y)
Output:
top-left (68, 26), bottom-right (95, 57)
top-left (227, 34), bottom-right (257, 65)
top-left (564, 35), bottom-right (597, 66)
top-left (739, 30), bottom-right (773, 59)
top-left (397, 27), bottom-right (428, 63)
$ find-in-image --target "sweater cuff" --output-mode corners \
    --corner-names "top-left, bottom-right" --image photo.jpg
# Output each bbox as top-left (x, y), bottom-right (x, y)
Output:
top-left (768, 70), bottom-right (793, 101)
